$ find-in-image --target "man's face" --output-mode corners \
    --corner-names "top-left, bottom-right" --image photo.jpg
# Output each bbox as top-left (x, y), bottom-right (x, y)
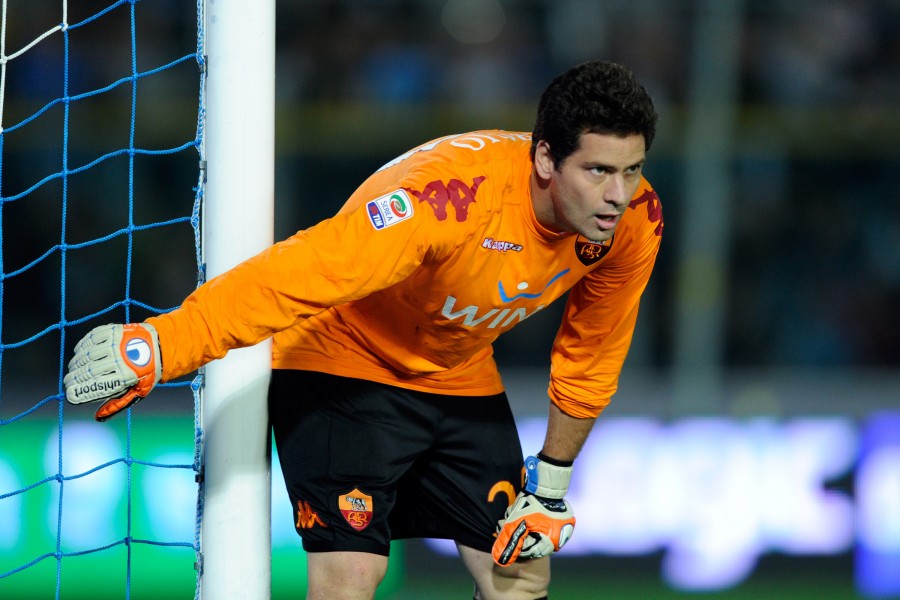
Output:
top-left (543, 132), bottom-right (646, 243)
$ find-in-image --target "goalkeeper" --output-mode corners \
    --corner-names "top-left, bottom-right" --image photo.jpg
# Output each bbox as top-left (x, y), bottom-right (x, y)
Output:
top-left (66, 60), bottom-right (661, 600)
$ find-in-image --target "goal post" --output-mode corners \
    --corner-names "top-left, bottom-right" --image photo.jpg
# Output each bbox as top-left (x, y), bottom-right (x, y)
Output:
top-left (200, 0), bottom-right (276, 597)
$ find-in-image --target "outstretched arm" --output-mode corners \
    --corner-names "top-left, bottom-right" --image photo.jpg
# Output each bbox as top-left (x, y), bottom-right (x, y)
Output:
top-left (64, 193), bottom-right (441, 420)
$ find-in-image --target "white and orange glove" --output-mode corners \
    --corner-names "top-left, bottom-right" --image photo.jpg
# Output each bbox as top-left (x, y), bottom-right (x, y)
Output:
top-left (64, 323), bottom-right (162, 421)
top-left (492, 454), bottom-right (576, 566)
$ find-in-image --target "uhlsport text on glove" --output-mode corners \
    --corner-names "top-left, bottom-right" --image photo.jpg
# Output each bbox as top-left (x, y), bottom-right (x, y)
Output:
top-left (64, 323), bottom-right (162, 421)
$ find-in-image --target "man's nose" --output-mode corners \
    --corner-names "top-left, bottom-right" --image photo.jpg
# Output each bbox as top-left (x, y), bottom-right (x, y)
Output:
top-left (604, 174), bottom-right (628, 207)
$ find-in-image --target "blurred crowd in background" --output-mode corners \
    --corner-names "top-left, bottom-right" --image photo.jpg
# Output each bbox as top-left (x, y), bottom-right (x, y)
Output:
top-left (277, 0), bottom-right (900, 108)
top-left (3, 0), bottom-right (899, 381)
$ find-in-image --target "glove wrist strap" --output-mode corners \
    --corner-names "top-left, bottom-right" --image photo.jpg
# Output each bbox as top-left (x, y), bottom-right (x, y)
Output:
top-left (536, 451), bottom-right (573, 467)
top-left (523, 454), bottom-right (573, 499)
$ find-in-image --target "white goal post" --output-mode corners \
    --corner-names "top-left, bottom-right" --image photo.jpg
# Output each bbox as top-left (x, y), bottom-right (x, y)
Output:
top-left (200, 0), bottom-right (275, 597)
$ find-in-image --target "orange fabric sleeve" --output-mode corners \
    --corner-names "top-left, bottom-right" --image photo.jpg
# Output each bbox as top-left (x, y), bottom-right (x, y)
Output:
top-left (145, 140), bottom-right (492, 382)
top-left (146, 193), bottom-right (455, 381)
top-left (547, 183), bottom-right (663, 418)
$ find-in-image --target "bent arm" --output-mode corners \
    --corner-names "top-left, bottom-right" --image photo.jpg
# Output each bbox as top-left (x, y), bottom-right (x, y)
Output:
top-left (539, 402), bottom-right (596, 463)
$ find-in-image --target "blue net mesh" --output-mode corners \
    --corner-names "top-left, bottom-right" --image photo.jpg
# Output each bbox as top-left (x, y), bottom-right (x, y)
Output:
top-left (0, 1), bottom-right (204, 597)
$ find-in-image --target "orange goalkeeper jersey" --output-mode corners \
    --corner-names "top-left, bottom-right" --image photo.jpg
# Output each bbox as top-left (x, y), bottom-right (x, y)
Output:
top-left (147, 130), bottom-right (663, 418)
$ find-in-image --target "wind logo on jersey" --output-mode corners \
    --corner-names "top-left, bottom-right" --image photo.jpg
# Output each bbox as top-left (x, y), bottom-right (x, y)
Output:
top-left (442, 296), bottom-right (547, 330)
top-left (366, 190), bottom-right (414, 230)
top-left (497, 269), bottom-right (569, 303)
top-left (574, 235), bottom-right (613, 266)
top-left (338, 488), bottom-right (373, 531)
top-left (295, 500), bottom-right (327, 530)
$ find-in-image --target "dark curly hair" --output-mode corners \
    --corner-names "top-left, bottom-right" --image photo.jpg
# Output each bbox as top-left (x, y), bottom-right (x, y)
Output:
top-left (531, 61), bottom-right (658, 166)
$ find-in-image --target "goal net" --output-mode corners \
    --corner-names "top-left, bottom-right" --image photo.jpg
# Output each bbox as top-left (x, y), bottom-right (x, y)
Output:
top-left (0, 1), bottom-right (204, 597)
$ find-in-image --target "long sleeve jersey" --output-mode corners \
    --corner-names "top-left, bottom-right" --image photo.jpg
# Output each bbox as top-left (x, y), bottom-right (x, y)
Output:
top-left (147, 130), bottom-right (663, 418)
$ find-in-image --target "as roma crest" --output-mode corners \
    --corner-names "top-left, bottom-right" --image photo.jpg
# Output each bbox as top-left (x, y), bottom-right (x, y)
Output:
top-left (339, 488), bottom-right (373, 532)
top-left (574, 235), bottom-right (613, 266)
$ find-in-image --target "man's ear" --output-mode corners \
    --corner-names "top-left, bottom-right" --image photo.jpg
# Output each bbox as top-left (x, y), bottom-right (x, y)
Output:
top-left (533, 140), bottom-right (555, 180)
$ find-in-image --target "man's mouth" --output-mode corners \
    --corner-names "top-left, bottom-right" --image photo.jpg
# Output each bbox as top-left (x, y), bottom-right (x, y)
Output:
top-left (594, 213), bottom-right (620, 230)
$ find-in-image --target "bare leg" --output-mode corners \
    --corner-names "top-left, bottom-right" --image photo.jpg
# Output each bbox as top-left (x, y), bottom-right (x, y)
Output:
top-left (457, 543), bottom-right (550, 600)
top-left (306, 551), bottom-right (388, 600)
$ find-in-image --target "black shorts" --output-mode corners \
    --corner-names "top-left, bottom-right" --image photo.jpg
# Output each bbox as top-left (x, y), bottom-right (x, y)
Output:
top-left (269, 369), bottom-right (525, 556)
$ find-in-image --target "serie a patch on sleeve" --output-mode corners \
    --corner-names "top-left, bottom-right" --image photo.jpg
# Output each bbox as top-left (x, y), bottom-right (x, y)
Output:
top-left (366, 189), bottom-right (414, 230)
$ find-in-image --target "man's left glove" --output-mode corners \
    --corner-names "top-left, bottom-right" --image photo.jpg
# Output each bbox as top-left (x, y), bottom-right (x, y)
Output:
top-left (492, 454), bottom-right (576, 566)
top-left (64, 323), bottom-right (162, 422)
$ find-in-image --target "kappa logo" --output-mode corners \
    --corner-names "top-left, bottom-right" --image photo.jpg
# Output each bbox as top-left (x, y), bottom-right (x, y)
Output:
top-left (482, 237), bottom-right (523, 253)
top-left (629, 188), bottom-right (664, 236)
top-left (405, 176), bottom-right (486, 222)
top-left (295, 500), bottom-right (327, 530)
top-left (366, 190), bottom-right (414, 230)
top-left (338, 488), bottom-right (373, 532)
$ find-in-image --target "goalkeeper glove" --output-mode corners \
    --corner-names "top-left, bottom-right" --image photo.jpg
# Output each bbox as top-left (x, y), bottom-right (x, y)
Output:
top-left (492, 454), bottom-right (576, 566)
top-left (64, 323), bottom-right (162, 422)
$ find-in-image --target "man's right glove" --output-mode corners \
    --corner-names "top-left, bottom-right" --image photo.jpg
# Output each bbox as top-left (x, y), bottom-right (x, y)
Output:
top-left (64, 323), bottom-right (162, 422)
top-left (492, 454), bottom-right (576, 566)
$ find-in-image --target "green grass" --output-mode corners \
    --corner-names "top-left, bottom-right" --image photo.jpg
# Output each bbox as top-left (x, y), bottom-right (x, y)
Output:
top-left (376, 544), bottom-right (869, 600)
top-left (384, 574), bottom-right (863, 600)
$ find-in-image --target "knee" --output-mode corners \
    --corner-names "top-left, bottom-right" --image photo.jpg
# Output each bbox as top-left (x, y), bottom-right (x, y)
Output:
top-left (307, 551), bottom-right (388, 600)
top-left (476, 558), bottom-right (550, 600)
